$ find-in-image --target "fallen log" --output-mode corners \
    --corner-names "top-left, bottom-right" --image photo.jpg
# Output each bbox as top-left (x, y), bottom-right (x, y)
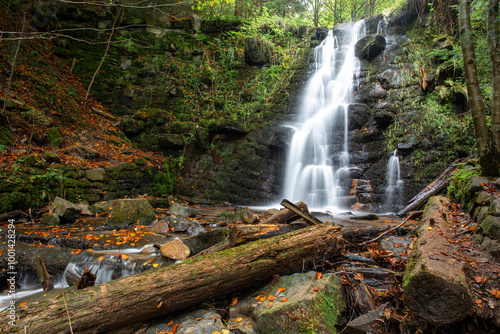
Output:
top-left (259, 201), bottom-right (309, 225)
top-left (397, 160), bottom-right (461, 217)
top-left (6, 223), bottom-right (343, 333)
top-left (403, 196), bottom-right (473, 325)
top-left (280, 199), bottom-right (323, 225)
top-left (31, 256), bottom-right (54, 292)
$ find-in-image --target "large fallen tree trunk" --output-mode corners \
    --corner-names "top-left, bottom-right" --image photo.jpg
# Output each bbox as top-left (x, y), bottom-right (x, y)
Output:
top-left (403, 196), bottom-right (473, 325)
top-left (5, 223), bottom-right (343, 334)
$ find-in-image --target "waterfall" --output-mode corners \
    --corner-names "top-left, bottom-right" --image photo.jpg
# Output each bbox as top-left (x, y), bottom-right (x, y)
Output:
top-left (384, 150), bottom-right (404, 212)
top-left (283, 21), bottom-right (366, 211)
top-left (377, 17), bottom-right (388, 36)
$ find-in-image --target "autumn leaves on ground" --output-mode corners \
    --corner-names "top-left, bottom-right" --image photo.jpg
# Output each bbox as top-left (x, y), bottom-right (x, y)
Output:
top-left (0, 5), bottom-right (164, 173)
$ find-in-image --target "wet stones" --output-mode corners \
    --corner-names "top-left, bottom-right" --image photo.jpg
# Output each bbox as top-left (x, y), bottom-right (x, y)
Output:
top-left (160, 239), bottom-right (190, 261)
top-left (52, 196), bottom-right (82, 224)
top-left (355, 34), bottom-right (387, 61)
top-left (107, 198), bottom-right (156, 228)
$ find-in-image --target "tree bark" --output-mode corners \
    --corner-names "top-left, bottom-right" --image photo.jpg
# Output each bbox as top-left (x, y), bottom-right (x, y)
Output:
top-left (259, 201), bottom-right (309, 225)
top-left (6, 223), bottom-right (343, 334)
top-left (403, 196), bottom-right (473, 325)
top-left (459, 0), bottom-right (499, 176)
top-left (487, 0), bottom-right (500, 157)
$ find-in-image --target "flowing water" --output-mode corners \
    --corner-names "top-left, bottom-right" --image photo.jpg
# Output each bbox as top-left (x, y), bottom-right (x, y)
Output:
top-left (384, 150), bottom-right (404, 212)
top-left (283, 21), bottom-right (366, 211)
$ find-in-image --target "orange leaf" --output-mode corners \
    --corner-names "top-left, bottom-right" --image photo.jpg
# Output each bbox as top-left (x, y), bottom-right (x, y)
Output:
top-left (276, 287), bottom-right (286, 293)
top-left (169, 324), bottom-right (179, 334)
top-left (316, 272), bottom-right (323, 279)
top-left (268, 295), bottom-right (274, 301)
top-left (475, 298), bottom-right (482, 304)
top-left (98, 256), bottom-right (104, 261)
top-left (254, 296), bottom-right (260, 301)
top-left (258, 296), bottom-right (267, 302)
top-left (230, 298), bottom-right (238, 306)
top-left (280, 298), bottom-right (288, 302)
top-left (474, 276), bottom-right (484, 283)
top-left (236, 317), bottom-right (243, 322)
top-left (168, 320), bottom-right (173, 326)
top-left (267, 302), bottom-right (273, 306)
top-left (19, 301), bottom-right (28, 306)
top-left (152, 264), bottom-right (159, 268)
top-left (490, 289), bottom-right (500, 299)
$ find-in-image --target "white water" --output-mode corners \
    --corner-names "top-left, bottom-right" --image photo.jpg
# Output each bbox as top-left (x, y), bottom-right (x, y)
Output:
top-left (283, 21), bottom-right (366, 211)
top-left (384, 149), bottom-right (404, 212)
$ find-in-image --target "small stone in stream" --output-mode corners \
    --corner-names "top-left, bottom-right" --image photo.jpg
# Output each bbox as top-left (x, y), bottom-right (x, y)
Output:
top-left (149, 220), bottom-right (170, 234)
top-left (52, 197), bottom-right (82, 223)
top-left (166, 216), bottom-right (191, 232)
top-left (41, 213), bottom-right (60, 225)
top-left (169, 202), bottom-right (198, 218)
top-left (187, 222), bottom-right (206, 236)
top-left (160, 239), bottom-right (190, 261)
top-left (140, 246), bottom-right (158, 255)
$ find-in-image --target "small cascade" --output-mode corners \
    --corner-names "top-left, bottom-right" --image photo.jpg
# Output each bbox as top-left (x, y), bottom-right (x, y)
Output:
top-left (64, 246), bottom-right (159, 286)
top-left (283, 21), bottom-right (366, 211)
top-left (384, 150), bottom-right (404, 212)
top-left (377, 17), bottom-right (388, 36)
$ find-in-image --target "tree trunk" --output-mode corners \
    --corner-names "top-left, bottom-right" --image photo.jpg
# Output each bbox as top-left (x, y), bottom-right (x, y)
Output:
top-left (6, 223), bottom-right (343, 333)
top-left (403, 196), bottom-right (473, 325)
top-left (488, 0), bottom-right (500, 157)
top-left (459, 0), bottom-right (499, 176)
top-left (259, 201), bottom-right (309, 225)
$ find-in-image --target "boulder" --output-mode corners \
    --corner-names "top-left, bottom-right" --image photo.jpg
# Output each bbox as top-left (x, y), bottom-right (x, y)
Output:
top-left (41, 212), bottom-right (60, 226)
top-left (52, 197), bottom-right (82, 223)
top-left (167, 216), bottom-right (191, 232)
top-left (158, 134), bottom-right (185, 150)
top-left (149, 219), bottom-right (170, 234)
top-left (348, 103), bottom-right (370, 130)
top-left (146, 309), bottom-right (232, 334)
top-left (480, 215), bottom-right (500, 241)
top-left (354, 34), bottom-right (386, 61)
top-left (143, 10), bottom-right (172, 28)
top-left (228, 271), bottom-right (345, 333)
top-left (187, 222), bottom-right (206, 237)
top-left (85, 168), bottom-right (105, 181)
top-left (244, 37), bottom-right (274, 65)
top-left (169, 202), bottom-right (198, 218)
top-left (107, 198), bottom-right (156, 228)
top-left (160, 239), bottom-right (190, 261)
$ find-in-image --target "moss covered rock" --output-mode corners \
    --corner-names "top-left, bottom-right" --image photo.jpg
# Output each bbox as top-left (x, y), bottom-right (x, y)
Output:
top-left (107, 198), bottom-right (156, 228)
top-left (229, 271), bottom-right (346, 334)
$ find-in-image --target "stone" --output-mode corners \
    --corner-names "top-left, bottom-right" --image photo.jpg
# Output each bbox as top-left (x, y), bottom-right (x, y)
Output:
top-left (52, 197), bottom-right (82, 223)
top-left (187, 222), bottom-right (206, 237)
top-left (107, 198), bottom-right (156, 228)
top-left (145, 309), bottom-right (232, 334)
top-left (149, 219), bottom-right (170, 234)
top-left (143, 10), bottom-right (172, 28)
top-left (244, 36), bottom-right (274, 65)
top-left (228, 272), bottom-right (345, 334)
top-left (157, 134), bottom-right (185, 150)
top-left (167, 216), bottom-right (191, 232)
top-left (77, 203), bottom-right (92, 216)
top-left (41, 213), bottom-right (60, 225)
top-left (348, 103), bottom-right (370, 130)
top-left (354, 34), bottom-right (386, 61)
top-left (169, 202), bottom-right (198, 218)
top-left (489, 196), bottom-right (500, 216)
top-left (191, 13), bottom-right (201, 32)
top-left (480, 215), bottom-right (500, 241)
top-left (160, 239), bottom-right (190, 261)
top-left (90, 202), bottom-right (111, 215)
top-left (85, 168), bottom-right (105, 181)
top-left (466, 176), bottom-right (489, 197)
top-left (481, 237), bottom-right (500, 259)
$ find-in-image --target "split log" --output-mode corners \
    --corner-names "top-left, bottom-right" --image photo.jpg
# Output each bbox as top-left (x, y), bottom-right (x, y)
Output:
top-left (280, 199), bottom-right (323, 225)
top-left (31, 256), bottom-right (54, 292)
top-left (5, 223), bottom-right (343, 333)
top-left (259, 201), bottom-right (309, 225)
top-left (397, 160), bottom-right (461, 217)
top-left (403, 196), bottom-right (473, 325)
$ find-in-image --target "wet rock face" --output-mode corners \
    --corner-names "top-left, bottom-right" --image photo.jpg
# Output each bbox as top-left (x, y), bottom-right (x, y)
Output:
top-left (244, 36), bottom-right (274, 65)
top-left (355, 34), bottom-right (387, 61)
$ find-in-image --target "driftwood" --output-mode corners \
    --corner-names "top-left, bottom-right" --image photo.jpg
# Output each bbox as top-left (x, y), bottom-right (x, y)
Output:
top-left (403, 196), bottom-right (473, 325)
top-left (397, 160), bottom-right (461, 217)
top-left (259, 201), bottom-right (309, 225)
top-left (280, 199), bottom-right (323, 225)
top-left (5, 223), bottom-right (343, 333)
top-left (31, 256), bottom-right (54, 292)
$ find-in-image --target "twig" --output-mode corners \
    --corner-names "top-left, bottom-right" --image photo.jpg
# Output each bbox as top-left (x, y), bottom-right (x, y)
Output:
top-left (360, 215), bottom-right (414, 246)
top-left (62, 291), bottom-right (74, 334)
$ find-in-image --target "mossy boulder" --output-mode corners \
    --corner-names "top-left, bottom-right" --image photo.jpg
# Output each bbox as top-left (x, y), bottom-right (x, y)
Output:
top-left (229, 271), bottom-right (346, 334)
top-left (244, 36), bottom-right (274, 66)
top-left (52, 196), bottom-right (82, 223)
top-left (354, 34), bottom-right (386, 61)
top-left (480, 215), bottom-right (500, 242)
top-left (107, 198), bottom-right (156, 228)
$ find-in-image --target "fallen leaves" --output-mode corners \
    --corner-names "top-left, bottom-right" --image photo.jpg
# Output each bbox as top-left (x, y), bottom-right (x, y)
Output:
top-left (230, 297), bottom-right (238, 306)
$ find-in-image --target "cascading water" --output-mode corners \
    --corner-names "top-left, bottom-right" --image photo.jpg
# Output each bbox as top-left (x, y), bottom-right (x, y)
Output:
top-left (283, 21), bottom-right (366, 210)
top-left (377, 17), bottom-right (388, 36)
top-left (384, 150), bottom-right (404, 212)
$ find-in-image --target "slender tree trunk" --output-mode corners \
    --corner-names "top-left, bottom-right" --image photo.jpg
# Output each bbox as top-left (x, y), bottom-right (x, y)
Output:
top-left (2, 14), bottom-right (25, 117)
top-left (488, 0), bottom-right (500, 156)
top-left (370, 0), bottom-right (375, 17)
top-left (459, 0), bottom-right (499, 176)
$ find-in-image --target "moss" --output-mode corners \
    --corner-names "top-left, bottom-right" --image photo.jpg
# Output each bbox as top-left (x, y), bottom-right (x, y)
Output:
top-left (47, 127), bottom-right (63, 148)
top-left (0, 125), bottom-right (12, 146)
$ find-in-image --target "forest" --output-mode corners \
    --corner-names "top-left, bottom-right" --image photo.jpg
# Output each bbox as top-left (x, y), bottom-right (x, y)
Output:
top-left (0, 0), bottom-right (499, 333)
